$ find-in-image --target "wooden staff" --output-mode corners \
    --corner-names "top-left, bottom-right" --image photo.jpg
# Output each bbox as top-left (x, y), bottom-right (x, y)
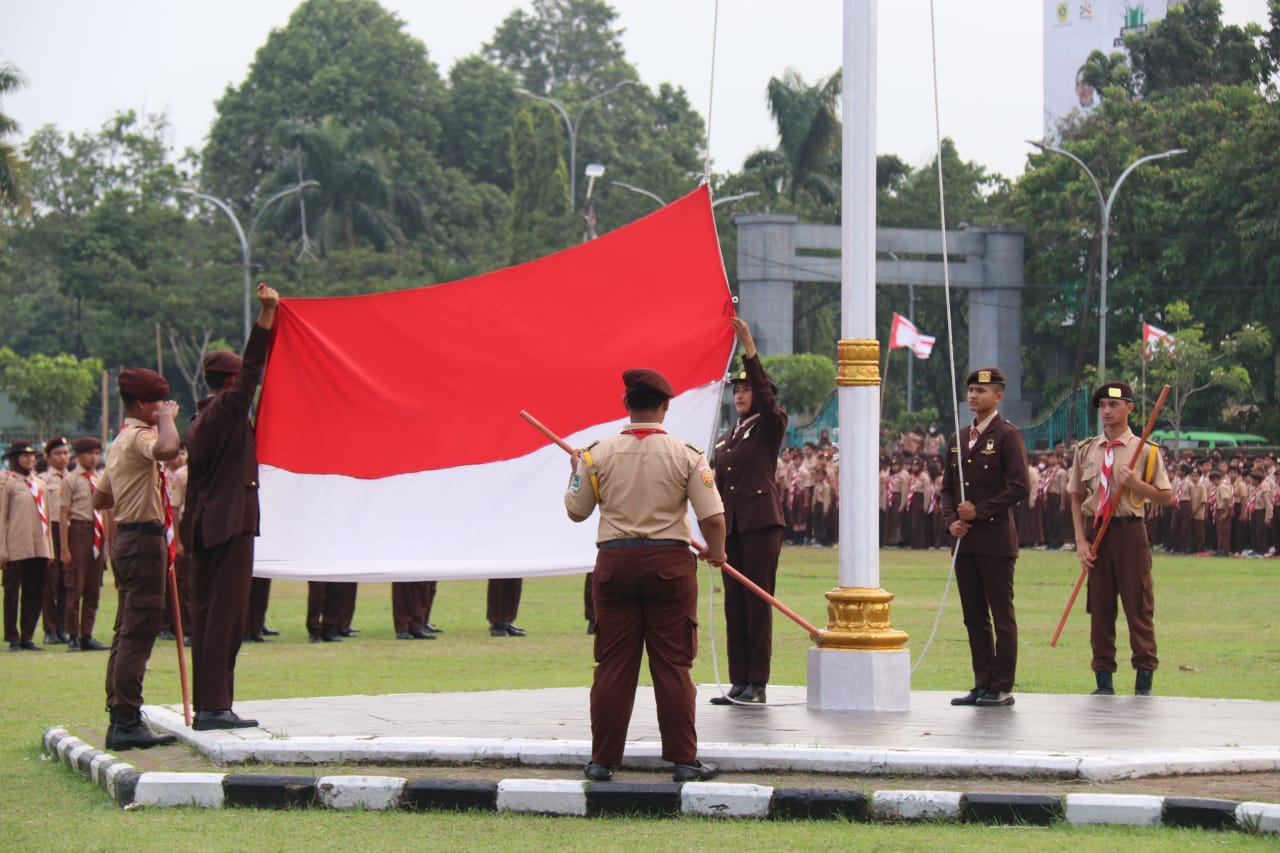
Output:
top-left (1050, 384), bottom-right (1170, 647)
top-left (167, 560), bottom-right (192, 725)
top-left (520, 410), bottom-right (824, 642)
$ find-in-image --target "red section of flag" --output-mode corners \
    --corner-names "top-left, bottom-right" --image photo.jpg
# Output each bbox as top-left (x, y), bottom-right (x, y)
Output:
top-left (256, 186), bottom-right (736, 479)
top-left (888, 312), bottom-right (936, 359)
top-left (1143, 322), bottom-right (1174, 358)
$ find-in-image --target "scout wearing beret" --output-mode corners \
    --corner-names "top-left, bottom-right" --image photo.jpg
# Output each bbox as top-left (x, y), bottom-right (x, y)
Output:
top-left (1067, 380), bottom-right (1171, 696)
top-left (61, 437), bottom-right (108, 652)
top-left (92, 367), bottom-right (181, 748)
top-left (710, 316), bottom-right (787, 706)
top-left (566, 365), bottom-right (726, 783)
top-left (39, 436), bottom-right (72, 645)
top-left (939, 367), bottom-right (1029, 707)
top-left (3, 442), bottom-right (53, 652)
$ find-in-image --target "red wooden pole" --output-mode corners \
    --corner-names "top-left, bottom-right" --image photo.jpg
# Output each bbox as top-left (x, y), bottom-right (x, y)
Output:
top-left (521, 410), bottom-right (824, 641)
top-left (1051, 384), bottom-right (1170, 647)
top-left (167, 562), bottom-right (192, 725)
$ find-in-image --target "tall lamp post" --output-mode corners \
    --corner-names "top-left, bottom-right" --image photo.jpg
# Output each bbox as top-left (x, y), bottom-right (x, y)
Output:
top-left (582, 163), bottom-right (605, 242)
top-left (1027, 142), bottom-right (1185, 384)
top-left (180, 181), bottom-right (318, 344)
top-left (515, 80), bottom-right (633, 205)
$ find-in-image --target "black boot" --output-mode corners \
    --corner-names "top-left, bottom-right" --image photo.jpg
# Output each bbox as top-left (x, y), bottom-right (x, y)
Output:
top-left (1091, 670), bottom-right (1115, 696)
top-left (105, 707), bottom-right (177, 750)
top-left (1135, 668), bottom-right (1154, 696)
top-left (67, 636), bottom-right (81, 652)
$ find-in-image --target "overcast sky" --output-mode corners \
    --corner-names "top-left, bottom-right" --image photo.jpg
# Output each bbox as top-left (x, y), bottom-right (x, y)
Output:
top-left (4, 0), bottom-right (1273, 181)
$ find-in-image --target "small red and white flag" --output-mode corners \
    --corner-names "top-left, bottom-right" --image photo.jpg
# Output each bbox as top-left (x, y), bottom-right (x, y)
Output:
top-left (1143, 322), bottom-right (1175, 357)
top-left (253, 187), bottom-right (736, 582)
top-left (888, 312), bottom-right (936, 359)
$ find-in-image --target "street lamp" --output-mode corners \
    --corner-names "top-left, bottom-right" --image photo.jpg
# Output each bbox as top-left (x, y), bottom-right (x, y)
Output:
top-left (582, 163), bottom-right (605, 242)
top-left (180, 181), bottom-right (318, 344)
top-left (610, 180), bottom-right (759, 210)
top-left (1027, 141), bottom-right (1185, 384)
top-left (515, 80), bottom-right (633, 205)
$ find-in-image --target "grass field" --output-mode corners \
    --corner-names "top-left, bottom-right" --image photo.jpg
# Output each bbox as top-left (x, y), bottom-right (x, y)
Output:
top-left (2, 545), bottom-right (1277, 850)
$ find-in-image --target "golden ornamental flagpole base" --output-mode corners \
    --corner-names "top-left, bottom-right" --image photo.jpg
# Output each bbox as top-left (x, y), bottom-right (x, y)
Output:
top-left (836, 338), bottom-right (880, 386)
top-left (815, 587), bottom-right (909, 650)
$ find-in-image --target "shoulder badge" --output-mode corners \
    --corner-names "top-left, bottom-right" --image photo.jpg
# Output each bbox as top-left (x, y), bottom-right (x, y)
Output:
top-left (684, 442), bottom-right (703, 454)
top-left (1076, 438), bottom-right (1091, 449)
top-left (585, 440), bottom-right (600, 451)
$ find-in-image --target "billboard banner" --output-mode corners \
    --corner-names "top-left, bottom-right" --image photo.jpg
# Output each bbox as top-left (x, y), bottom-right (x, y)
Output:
top-left (1043, 1), bottom-right (1169, 136)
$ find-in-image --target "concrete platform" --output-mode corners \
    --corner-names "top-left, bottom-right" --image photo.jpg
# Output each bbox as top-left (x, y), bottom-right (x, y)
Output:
top-left (143, 686), bottom-right (1280, 782)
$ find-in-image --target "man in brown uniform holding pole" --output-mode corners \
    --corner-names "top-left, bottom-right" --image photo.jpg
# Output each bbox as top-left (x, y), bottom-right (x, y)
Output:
top-left (939, 368), bottom-right (1029, 708)
top-left (566, 369), bottom-right (726, 783)
top-left (181, 283), bottom-right (279, 731)
top-left (94, 368), bottom-right (180, 748)
top-left (1068, 381), bottom-right (1171, 696)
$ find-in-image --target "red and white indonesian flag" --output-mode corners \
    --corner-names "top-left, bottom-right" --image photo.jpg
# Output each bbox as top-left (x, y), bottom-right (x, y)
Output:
top-left (254, 187), bottom-right (736, 581)
top-left (1143, 322), bottom-right (1175, 357)
top-left (888, 312), bottom-right (936, 359)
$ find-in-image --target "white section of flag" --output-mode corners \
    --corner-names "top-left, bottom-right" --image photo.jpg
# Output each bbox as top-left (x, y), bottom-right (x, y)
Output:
top-left (889, 312), bottom-right (936, 359)
top-left (252, 383), bottom-right (724, 581)
top-left (1143, 322), bottom-right (1175, 355)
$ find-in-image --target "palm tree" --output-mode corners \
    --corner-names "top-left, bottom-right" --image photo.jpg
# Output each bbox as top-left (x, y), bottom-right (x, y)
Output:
top-left (1, 61), bottom-right (30, 213)
top-left (743, 69), bottom-right (842, 205)
top-left (269, 117), bottom-right (423, 253)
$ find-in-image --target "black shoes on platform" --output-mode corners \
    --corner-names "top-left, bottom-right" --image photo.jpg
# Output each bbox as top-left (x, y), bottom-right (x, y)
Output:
top-left (710, 683), bottom-right (747, 705)
top-left (951, 687), bottom-right (1015, 706)
top-left (710, 683), bottom-right (766, 705)
top-left (673, 760), bottom-right (719, 783)
top-left (106, 708), bottom-right (177, 750)
top-left (192, 709), bottom-right (259, 731)
top-left (584, 762), bottom-right (613, 781)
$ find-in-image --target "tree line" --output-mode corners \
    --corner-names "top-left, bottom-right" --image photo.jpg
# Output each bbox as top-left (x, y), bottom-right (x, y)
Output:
top-left (1, 0), bottom-right (1278, 439)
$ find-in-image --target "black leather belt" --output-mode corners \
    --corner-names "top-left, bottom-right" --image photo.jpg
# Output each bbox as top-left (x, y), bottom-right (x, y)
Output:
top-left (1091, 516), bottom-right (1144, 525)
top-left (598, 538), bottom-right (687, 549)
top-left (117, 521), bottom-right (165, 536)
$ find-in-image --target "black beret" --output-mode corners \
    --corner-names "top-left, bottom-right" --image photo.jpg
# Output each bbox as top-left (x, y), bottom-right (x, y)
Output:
top-left (1091, 381), bottom-right (1134, 408)
top-left (118, 367), bottom-right (170, 402)
top-left (965, 367), bottom-right (1006, 386)
top-left (203, 350), bottom-right (243, 374)
top-left (4, 442), bottom-right (36, 459)
top-left (622, 368), bottom-right (675, 399)
top-left (72, 436), bottom-right (103, 454)
top-left (44, 437), bottom-right (68, 454)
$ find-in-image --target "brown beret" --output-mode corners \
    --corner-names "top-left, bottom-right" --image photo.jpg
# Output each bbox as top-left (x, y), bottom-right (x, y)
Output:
top-left (4, 442), bottom-right (36, 459)
top-left (203, 350), bottom-right (243, 374)
top-left (118, 367), bottom-right (170, 402)
top-left (622, 368), bottom-right (675, 399)
top-left (44, 437), bottom-right (68, 454)
top-left (72, 436), bottom-right (103, 454)
top-left (965, 367), bottom-right (1006, 386)
top-left (1091, 381), bottom-right (1134, 408)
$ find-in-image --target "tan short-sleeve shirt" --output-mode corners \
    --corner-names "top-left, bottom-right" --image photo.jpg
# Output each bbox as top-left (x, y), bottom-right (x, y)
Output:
top-left (99, 418), bottom-right (163, 524)
top-left (1, 470), bottom-right (53, 561)
top-left (565, 422), bottom-right (725, 544)
top-left (1067, 430), bottom-right (1171, 518)
top-left (40, 469), bottom-right (69, 526)
top-left (61, 471), bottom-right (98, 522)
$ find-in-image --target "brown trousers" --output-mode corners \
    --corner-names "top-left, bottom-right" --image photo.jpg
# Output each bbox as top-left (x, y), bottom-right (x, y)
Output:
top-left (391, 581), bottom-right (436, 633)
top-left (64, 519), bottom-right (104, 638)
top-left (954, 552), bottom-right (1018, 692)
top-left (1086, 519), bottom-right (1157, 672)
top-left (590, 545), bottom-right (698, 766)
top-left (1215, 512), bottom-right (1232, 553)
top-left (4, 557), bottom-right (45, 643)
top-left (486, 578), bottom-right (522, 624)
top-left (306, 582), bottom-right (343, 635)
top-left (191, 533), bottom-right (255, 712)
top-left (722, 526), bottom-right (785, 685)
top-left (245, 576), bottom-right (272, 636)
top-left (105, 530), bottom-right (167, 711)
top-left (42, 522), bottom-right (64, 634)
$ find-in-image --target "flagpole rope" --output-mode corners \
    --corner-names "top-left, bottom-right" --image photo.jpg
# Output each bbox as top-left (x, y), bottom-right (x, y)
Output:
top-left (702, 0), bottom-right (721, 187)
top-left (910, 0), bottom-right (967, 676)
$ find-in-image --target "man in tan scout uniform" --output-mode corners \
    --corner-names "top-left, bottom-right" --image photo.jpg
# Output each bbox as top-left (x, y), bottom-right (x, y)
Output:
top-left (3, 442), bottom-right (53, 651)
top-left (94, 368), bottom-right (181, 749)
top-left (1068, 381), bottom-right (1171, 697)
top-left (61, 437), bottom-right (109, 652)
top-left (40, 437), bottom-right (71, 644)
top-left (566, 368), bottom-right (726, 784)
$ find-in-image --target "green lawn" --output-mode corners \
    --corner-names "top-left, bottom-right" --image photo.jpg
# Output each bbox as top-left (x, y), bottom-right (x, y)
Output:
top-left (2, 545), bottom-right (1277, 850)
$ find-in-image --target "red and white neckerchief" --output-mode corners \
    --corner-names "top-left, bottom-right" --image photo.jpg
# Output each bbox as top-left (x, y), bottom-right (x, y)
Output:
top-left (926, 483), bottom-right (937, 514)
top-left (26, 474), bottom-right (49, 538)
top-left (884, 474), bottom-right (893, 507)
top-left (967, 424), bottom-right (981, 452)
top-left (1247, 484), bottom-right (1258, 515)
top-left (621, 426), bottom-right (666, 440)
top-left (1094, 437), bottom-right (1127, 529)
top-left (83, 471), bottom-right (105, 559)
top-left (1173, 479), bottom-right (1184, 507)
top-left (1037, 469), bottom-right (1052, 500)
top-left (1207, 487), bottom-right (1218, 522)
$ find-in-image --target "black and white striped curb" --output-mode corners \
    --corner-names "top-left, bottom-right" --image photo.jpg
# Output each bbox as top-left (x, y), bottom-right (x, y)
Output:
top-left (42, 727), bottom-right (1280, 832)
